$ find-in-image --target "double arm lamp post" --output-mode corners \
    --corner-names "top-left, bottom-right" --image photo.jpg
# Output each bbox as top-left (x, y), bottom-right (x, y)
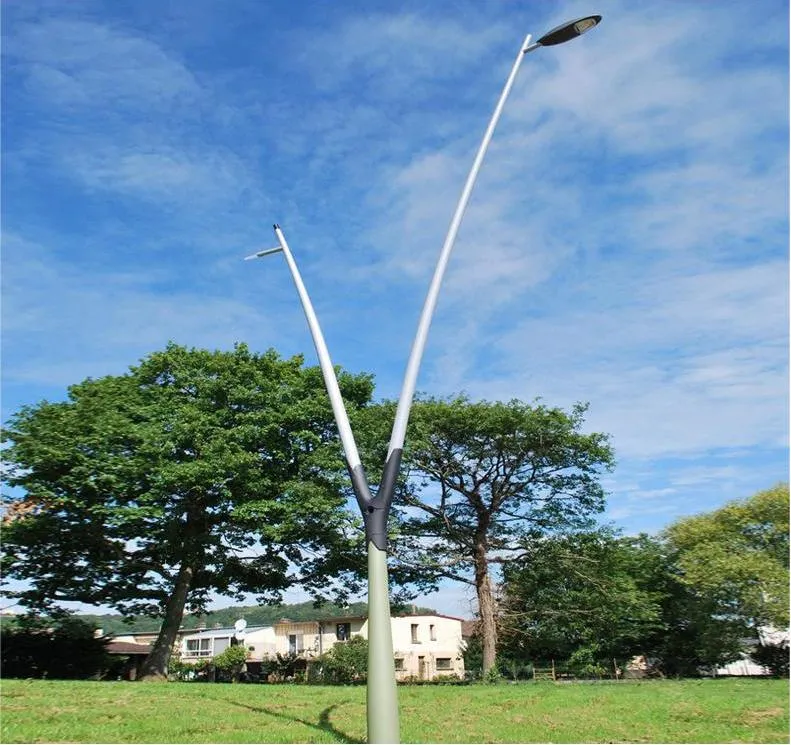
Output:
top-left (246, 15), bottom-right (601, 743)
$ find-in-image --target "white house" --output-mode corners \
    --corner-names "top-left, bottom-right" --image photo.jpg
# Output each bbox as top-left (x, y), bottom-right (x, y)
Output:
top-left (109, 612), bottom-right (466, 681)
top-left (273, 612), bottom-right (465, 680)
top-left (180, 625), bottom-right (276, 663)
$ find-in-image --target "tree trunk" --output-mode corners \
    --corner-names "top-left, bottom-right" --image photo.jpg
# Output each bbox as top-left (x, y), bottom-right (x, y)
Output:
top-left (474, 541), bottom-right (498, 676)
top-left (139, 562), bottom-right (194, 680)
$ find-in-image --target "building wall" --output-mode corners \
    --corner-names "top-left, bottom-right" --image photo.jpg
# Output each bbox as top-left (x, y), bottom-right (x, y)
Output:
top-left (243, 627), bottom-right (277, 661)
top-left (387, 615), bottom-right (465, 680)
top-left (273, 619), bottom-right (366, 657)
top-left (275, 614), bottom-right (466, 680)
top-left (180, 627), bottom-right (277, 662)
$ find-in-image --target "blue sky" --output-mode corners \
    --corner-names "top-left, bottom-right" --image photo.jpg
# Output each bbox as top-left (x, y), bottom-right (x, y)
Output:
top-left (2, 0), bottom-right (788, 618)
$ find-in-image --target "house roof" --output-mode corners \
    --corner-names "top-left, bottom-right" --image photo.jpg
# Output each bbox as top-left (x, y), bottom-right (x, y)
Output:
top-left (394, 612), bottom-right (467, 623)
top-left (106, 641), bottom-right (152, 656)
top-left (461, 620), bottom-right (477, 638)
top-left (274, 613), bottom-right (468, 626)
top-left (181, 625), bottom-right (271, 638)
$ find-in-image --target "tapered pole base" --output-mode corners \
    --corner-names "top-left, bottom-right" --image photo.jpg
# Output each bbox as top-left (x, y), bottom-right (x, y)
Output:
top-left (366, 541), bottom-right (400, 743)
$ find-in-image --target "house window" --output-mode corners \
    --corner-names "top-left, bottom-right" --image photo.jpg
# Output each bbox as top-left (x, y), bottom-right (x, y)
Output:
top-left (214, 637), bottom-right (230, 655)
top-left (411, 624), bottom-right (419, 644)
top-left (289, 634), bottom-right (303, 654)
top-left (394, 658), bottom-right (404, 671)
top-left (429, 624), bottom-right (436, 641)
top-left (336, 623), bottom-right (351, 641)
top-left (185, 638), bottom-right (212, 657)
top-left (436, 658), bottom-right (452, 671)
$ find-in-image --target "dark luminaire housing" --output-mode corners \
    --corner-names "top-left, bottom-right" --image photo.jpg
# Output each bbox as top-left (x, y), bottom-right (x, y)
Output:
top-left (537, 15), bottom-right (601, 47)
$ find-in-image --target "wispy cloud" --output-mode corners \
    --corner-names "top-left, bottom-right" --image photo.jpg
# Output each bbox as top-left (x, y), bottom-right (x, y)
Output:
top-left (1, 233), bottom-right (284, 389)
top-left (5, 18), bottom-right (200, 107)
top-left (1, 0), bottom-right (787, 608)
top-left (63, 145), bottom-right (254, 206)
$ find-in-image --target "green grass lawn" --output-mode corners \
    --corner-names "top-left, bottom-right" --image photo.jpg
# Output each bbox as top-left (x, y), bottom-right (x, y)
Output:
top-left (1, 678), bottom-right (788, 743)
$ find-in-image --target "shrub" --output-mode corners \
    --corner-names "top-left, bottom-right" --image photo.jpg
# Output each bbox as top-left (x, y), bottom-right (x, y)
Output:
top-left (213, 645), bottom-right (248, 683)
top-left (497, 657), bottom-right (534, 681)
top-left (316, 636), bottom-right (368, 684)
top-left (483, 666), bottom-right (503, 684)
top-left (167, 654), bottom-right (212, 682)
top-left (568, 645), bottom-right (607, 678)
top-left (261, 652), bottom-right (304, 682)
top-left (0, 615), bottom-right (110, 679)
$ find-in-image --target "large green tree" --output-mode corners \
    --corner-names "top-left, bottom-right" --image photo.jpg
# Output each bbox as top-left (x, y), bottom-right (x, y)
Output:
top-left (498, 531), bottom-right (746, 676)
top-left (379, 396), bottom-right (614, 674)
top-left (499, 531), bottom-right (665, 668)
top-left (1, 344), bottom-right (373, 679)
top-left (664, 483), bottom-right (789, 630)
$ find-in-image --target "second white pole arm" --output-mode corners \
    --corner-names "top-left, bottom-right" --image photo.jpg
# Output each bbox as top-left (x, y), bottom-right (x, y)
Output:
top-left (273, 225), bottom-right (364, 470)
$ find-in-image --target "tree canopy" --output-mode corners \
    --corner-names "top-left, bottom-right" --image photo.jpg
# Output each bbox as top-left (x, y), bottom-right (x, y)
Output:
top-left (498, 531), bottom-right (747, 677)
top-left (499, 531), bottom-right (665, 666)
top-left (1, 343), bottom-right (374, 677)
top-left (663, 483), bottom-right (789, 629)
top-left (378, 395), bottom-right (614, 674)
top-left (495, 485), bottom-right (790, 677)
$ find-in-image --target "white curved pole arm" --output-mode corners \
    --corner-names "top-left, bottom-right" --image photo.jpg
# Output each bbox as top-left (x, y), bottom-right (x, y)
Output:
top-left (273, 225), bottom-right (364, 471)
top-left (386, 33), bottom-right (534, 458)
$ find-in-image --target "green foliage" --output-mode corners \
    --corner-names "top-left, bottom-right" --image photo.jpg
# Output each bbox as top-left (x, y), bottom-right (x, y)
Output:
top-left (483, 666), bottom-right (502, 684)
top-left (752, 641), bottom-right (790, 678)
top-left (494, 654), bottom-right (533, 682)
top-left (166, 653), bottom-right (212, 682)
top-left (0, 615), bottom-right (111, 679)
top-left (499, 530), bottom-right (750, 677)
top-left (1, 344), bottom-right (376, 673)
top-left (567, 644), bottom-right (607, 678)
top-left (500, 531), bottom-right (665, 666)
top-left (316, 635), bottom-right (369, 684)
top-left (462, 633), bottom-right (483, 679)
top-left (212, 644), bottom-right (248, 682)
top-left (261, 652), bottom-right (304, 682)
top-left (664, 483), bottom-right (790, 628)
top-left (391, 397), bottom-right (615, 566)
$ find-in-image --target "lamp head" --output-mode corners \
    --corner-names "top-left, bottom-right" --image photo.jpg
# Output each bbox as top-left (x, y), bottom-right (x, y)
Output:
top-left (536, 15), bottom-right (601, 47)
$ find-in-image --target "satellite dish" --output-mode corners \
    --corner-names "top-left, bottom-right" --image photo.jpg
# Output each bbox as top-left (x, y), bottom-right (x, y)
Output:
top-left (234, 619), bottom-right (247, 633)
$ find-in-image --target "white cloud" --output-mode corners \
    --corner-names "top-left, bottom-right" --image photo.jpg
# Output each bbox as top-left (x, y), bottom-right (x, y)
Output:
top-left (7, 19), bottom-right (200, 108)
top-left (63, 145), bottom-right (254, 206)
top-left (304, 12), bottom-right (508, 95)
top-left (1, 234), bottom-right (286, 388)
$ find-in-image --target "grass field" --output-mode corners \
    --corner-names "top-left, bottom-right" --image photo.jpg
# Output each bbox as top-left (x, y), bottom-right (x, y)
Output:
top-left (1, 678), bottom-right (788, 743)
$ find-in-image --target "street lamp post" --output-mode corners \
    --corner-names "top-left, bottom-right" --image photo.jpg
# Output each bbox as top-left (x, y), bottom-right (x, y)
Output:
top-left (246, 15), bottom-right (601, 743)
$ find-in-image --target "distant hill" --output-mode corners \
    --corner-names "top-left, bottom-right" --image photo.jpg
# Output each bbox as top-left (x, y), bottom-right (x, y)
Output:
top-left (79, 600), bottom-right (438, 635)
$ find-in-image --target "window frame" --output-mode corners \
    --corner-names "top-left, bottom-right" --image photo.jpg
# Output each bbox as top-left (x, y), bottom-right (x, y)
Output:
top-left (185, 637), bottom-right (212, 657)
top-left (336, 622), bottom-right (351, 641)
top-left (436, 657), bottom-right (453, 671)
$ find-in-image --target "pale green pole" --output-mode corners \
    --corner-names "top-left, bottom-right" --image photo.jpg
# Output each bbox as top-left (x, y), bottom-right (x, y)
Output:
top-left (366, 542), bottom-right (399, 743)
